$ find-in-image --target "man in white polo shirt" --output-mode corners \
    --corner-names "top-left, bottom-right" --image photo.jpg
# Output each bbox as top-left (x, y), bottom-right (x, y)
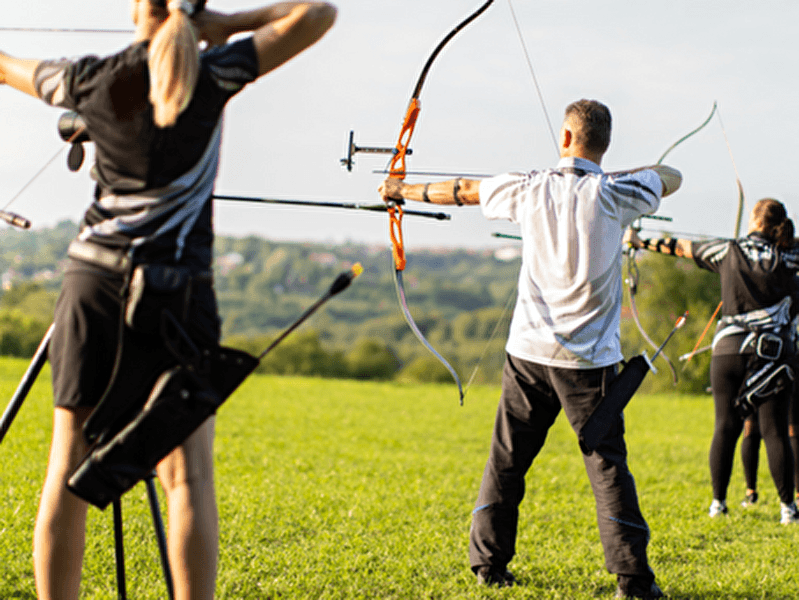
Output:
top-left (379, 99), bottom-right (681, 599)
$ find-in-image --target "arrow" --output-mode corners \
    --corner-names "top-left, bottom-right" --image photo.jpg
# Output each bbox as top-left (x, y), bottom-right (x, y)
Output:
top-left (213, 194), bottom-right (451, 221)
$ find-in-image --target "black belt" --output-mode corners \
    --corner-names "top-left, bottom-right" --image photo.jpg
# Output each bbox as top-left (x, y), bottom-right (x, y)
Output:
top-left (68, 239), bottom-right (214, 284)
top-left (67, 240), bottom-right (131, 274)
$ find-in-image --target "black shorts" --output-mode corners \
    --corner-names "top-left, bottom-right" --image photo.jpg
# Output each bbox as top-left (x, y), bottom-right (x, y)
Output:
top-left (50, 260), bottom-right (220, 410)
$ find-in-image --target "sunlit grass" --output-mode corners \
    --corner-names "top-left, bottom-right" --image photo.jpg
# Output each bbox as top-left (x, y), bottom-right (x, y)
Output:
top-left (2, 357), bottom-right (798, 598)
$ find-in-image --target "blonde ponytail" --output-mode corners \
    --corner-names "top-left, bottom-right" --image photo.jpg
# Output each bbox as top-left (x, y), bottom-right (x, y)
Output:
top-left (148, 0), bottom-right (199, 128)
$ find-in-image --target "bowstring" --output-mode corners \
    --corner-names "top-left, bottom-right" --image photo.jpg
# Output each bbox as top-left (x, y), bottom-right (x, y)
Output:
top-left (715, 104), bottom-right (745, 237)
top-left (463, 281), bottom-right (516, 393)
top-left (465, 0), bottom-right (558, 396)
top-left (2, 145), bottom-right (68, 213)
top-left (506, 0), bottom-right (559, 155)
top-left (2, 124), bottom-right (88, 214)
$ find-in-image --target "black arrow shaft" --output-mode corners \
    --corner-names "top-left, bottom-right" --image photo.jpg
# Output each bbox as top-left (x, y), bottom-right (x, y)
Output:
top-left (213, 194), bottom-right (451, 221)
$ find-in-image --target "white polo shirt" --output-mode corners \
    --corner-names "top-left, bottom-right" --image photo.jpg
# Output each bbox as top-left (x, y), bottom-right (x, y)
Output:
top-left (480, 156), bottom-right (662, 369)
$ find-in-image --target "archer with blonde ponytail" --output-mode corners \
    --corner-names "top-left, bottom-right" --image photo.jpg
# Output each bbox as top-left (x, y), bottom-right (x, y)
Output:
top-left (148, 0), bottom-right (201, 127)
top-left (0, 1), bottom-right (336, 598)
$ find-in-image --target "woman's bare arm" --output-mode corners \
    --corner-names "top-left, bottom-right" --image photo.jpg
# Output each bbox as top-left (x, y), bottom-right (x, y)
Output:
top-left (0, 51), bottom-right (42, 98)
top-left (195, 2), bottom-right (336, 77)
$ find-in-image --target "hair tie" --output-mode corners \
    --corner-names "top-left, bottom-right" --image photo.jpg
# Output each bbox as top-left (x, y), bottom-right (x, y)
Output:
top-left (167, 0), bottom-right (195, 15)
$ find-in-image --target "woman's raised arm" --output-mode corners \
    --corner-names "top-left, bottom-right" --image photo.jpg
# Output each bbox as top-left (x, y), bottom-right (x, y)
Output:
top-left (195, 2), bottom-right (336, 77)
top-left (0, 51), bottom-right (42, 98)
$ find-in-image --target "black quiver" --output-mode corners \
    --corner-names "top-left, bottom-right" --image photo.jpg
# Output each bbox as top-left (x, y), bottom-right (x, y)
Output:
top-left (579, 354), bottom-right (652, 453)
top-left (68, 340), bottom-right (259, 510)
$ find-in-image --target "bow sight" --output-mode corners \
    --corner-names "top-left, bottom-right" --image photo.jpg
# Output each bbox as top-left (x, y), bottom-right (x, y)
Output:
top-left (340, 130), bottom-right (411, 173)
top-left (57, 111), bottom-right (90, 172)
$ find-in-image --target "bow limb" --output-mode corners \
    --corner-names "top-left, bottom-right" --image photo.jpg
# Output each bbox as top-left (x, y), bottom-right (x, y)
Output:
top-left (386, 0), bottom-right (495, 183)
top-left (408, 0), bottom-right (496, 103)
top-left (394, 271), bottom-right (465, 403)
top-left (390, 201), bottom-right (464, 404)
top-left (0, 26), bottom-right (133, 34)
top-left (656, 100), bottom-right (717, 166)
top-left (732, 179), bottom-right (745, 238)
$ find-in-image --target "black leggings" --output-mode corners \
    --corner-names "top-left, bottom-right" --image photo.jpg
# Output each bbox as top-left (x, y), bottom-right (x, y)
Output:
top-left (741, 389), bottom-right (799, 496)
top-left (710, 353), bottom-right (793, 504)
top-left (740, 414), bottom-right (761, 492)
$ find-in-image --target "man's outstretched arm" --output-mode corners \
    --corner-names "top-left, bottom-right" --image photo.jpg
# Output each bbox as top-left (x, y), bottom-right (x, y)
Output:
top-left (379, 177), bottom-right (481, 206)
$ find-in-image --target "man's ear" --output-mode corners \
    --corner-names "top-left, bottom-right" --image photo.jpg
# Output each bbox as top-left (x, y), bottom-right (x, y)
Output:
top-left (560, 127), bottom-right (572, 151)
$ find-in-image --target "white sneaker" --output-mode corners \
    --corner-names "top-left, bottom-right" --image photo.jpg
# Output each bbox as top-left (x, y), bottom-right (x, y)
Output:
top-left (709, 499), bottom-right (728, 517)
top-left (780, 502), bottom-right (799, 524)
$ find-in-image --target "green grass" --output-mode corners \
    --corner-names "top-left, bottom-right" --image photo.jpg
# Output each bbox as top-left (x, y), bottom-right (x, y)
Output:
top-left (2, 356), bottom-right (798, 599)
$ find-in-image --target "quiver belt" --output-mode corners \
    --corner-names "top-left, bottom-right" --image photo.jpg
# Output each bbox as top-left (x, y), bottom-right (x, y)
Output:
top-left (734, 330), bottom-right (796, 418)
top-left (68, 343), bottom-right (258, 510)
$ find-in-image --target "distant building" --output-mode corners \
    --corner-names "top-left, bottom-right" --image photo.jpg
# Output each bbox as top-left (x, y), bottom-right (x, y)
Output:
top-left (309, 252), bottom-right (337, 266)
top-left (217, 252), bottom-right (244, 276)
top-left (494, 246), bottom-right (521, 262)
top-left (2, 269), bottom-right (18, 291)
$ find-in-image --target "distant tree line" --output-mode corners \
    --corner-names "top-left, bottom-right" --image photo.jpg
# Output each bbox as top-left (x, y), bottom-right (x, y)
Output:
top-left (0, 221), bottom-right (722, 391)
top-left (0, 221), bottom-right (519, 385)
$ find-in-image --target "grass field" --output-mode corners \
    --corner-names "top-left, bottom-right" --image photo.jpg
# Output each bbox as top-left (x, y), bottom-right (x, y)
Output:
top-left (2, 356), bottom-right (799, 599)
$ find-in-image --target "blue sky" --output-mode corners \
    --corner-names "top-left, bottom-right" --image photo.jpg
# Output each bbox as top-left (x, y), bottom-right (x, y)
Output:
top-left (1, 1), bottom-right (797, 249)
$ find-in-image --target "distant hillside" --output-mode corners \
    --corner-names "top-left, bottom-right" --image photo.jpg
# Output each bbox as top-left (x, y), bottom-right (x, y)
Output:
top-left (0, 220), bottom-right (721, 393)
top-left (0, 221), bottom-right (522, 384)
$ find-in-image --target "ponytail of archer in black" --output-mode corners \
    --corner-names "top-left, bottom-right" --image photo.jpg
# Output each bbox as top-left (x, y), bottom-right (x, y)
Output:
top-left (753, 198), bottom-right (795, 249)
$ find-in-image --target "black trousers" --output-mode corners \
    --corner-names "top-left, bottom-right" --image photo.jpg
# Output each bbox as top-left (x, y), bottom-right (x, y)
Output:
top-left (469, 354), bottom-right (654, 580)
